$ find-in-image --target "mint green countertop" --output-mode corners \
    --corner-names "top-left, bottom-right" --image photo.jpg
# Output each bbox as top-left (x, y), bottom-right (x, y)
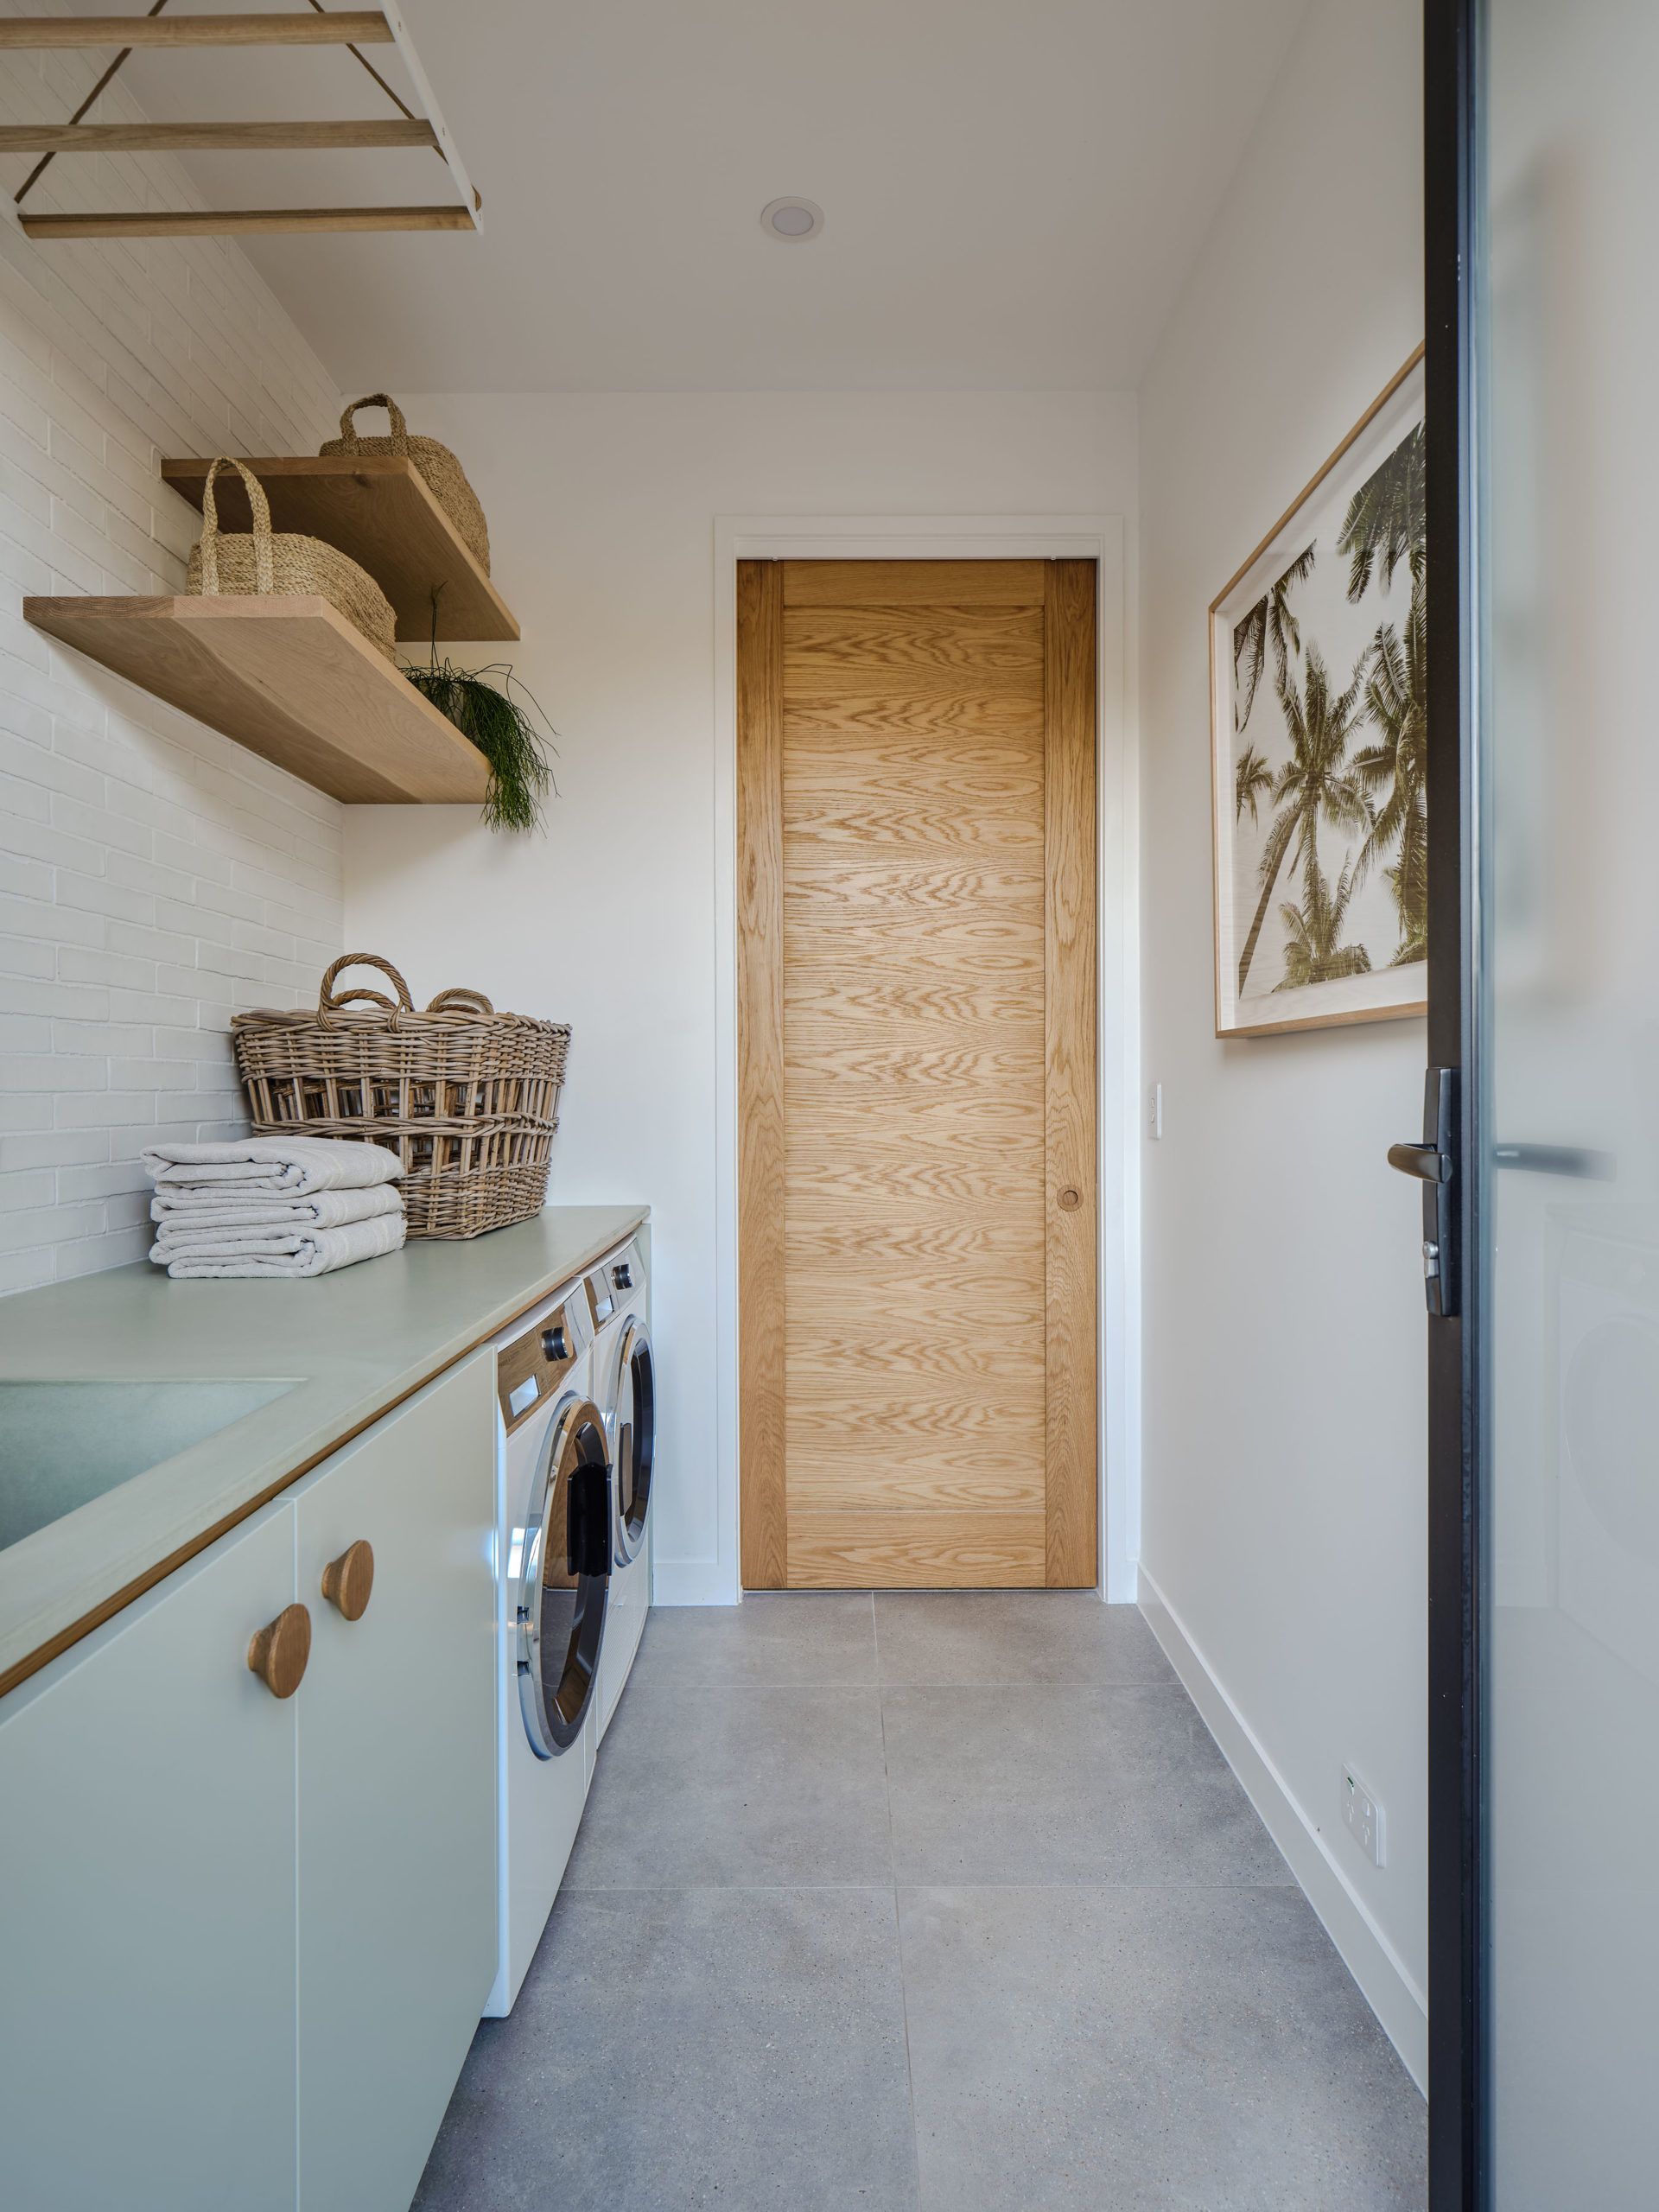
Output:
top-left (0, 1204), bottom-right (648, 1693)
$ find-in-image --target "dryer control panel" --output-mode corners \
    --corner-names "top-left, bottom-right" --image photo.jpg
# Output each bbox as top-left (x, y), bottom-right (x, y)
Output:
top-left (496, 1292), bottom-right (591, 1436)
top-left (585, 1241), bottom-right (646, 1332)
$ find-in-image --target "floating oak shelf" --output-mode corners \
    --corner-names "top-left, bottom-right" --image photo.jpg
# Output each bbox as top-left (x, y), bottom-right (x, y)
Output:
top-left (161, 455), bottom-right (518, 644)
top-left (24, 595), bottom-right (489, 805)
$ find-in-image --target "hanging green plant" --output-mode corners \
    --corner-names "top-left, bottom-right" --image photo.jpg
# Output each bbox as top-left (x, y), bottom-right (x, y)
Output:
top-left (404, 590), bottom-right (556, 833)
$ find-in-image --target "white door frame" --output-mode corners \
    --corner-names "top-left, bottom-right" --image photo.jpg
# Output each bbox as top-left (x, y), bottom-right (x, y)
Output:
top-left (686, 514), bottom-right (1139, 1608)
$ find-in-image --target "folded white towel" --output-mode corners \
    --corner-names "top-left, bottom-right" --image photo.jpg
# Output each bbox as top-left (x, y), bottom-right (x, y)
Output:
top-left (141, 1136), bottom-right (401, 1198)
top-left (150, 1183), bottom-right (404, 1233)
top-left (149, 1208), bottom-right (406, 1280)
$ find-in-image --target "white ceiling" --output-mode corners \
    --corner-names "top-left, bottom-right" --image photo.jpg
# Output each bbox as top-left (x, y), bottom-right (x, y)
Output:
top-left (54, 0), bottom-right (1307, 392)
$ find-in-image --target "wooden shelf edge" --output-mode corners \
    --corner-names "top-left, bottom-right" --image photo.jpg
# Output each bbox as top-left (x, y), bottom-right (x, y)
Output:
top-left (24, 594), bottom-right (491, 807)
top-left (160, 453), bottom-right (519, 643)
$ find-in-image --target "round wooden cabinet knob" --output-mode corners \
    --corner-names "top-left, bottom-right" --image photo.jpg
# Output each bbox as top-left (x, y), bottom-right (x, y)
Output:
top-left (247, 1604), bottom-right (311, 1700)
top-left (321, 1540), bottom-right (374, 1623)
top-left (1058, 1185), bottom-right (1083, 1212)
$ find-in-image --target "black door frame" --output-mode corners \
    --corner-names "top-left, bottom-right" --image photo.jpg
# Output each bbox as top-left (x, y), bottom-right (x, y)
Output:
top-left (1423, 0), bottom-right (1483, 2204)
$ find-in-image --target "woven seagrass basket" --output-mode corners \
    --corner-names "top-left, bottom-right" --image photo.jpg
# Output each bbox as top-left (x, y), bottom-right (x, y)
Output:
top-left (187, 456), bottom-right (397, 660)
top-left (321, 394), bottom-right (492, 575)
top-left (232, 955), bottom-right (569, 1240)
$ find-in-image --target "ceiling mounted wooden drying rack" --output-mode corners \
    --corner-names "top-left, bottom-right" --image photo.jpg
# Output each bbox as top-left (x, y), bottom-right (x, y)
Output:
top-left (0, 3), bottom-right (481, 238)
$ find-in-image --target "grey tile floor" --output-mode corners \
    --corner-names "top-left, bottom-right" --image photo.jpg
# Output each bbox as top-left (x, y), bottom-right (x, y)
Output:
top-left (415, 1592), bottom-right (1427, 2211)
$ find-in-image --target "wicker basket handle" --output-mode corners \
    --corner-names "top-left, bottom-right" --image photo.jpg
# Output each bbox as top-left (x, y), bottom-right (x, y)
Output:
top-left (318, 953), bottom-right (414, 1027)
top-left (198, 457), bottom-right (274, 596)
top-left (426, 987), bottom-right (496, 1016)
top-left (335, 394), bottom-right (410, 454)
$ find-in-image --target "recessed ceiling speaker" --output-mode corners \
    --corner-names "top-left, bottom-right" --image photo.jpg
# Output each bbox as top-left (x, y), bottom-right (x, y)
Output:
top-left (760, 197), bottom-right (823, 242)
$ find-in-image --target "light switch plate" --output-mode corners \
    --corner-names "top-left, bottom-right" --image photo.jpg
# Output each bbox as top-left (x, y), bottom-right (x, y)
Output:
top-left (1342, 1764), bottom-right (1384, 1867)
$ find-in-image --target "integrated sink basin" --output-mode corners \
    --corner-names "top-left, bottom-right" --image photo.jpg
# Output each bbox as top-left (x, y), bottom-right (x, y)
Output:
top-left (0, 1379), bottom-right (297, 1554)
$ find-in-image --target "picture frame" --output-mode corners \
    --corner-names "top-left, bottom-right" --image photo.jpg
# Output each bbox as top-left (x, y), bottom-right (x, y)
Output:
top-left (1210, 348), bottom-right (1427, 1039)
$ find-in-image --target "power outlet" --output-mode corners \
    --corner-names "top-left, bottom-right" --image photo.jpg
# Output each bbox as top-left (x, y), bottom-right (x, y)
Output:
top-left (1147, 1083), bottom-right (1164, 1140)
top-left (1342, 1765), bottom-right (1384, 1867)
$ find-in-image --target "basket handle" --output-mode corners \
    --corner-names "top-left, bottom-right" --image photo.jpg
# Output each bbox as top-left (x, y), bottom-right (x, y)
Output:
top-left (335, 394), bottom-right (410, 454)
top-left (426, 987), bottom-right (496, 1016)
top-left (318, 954), bottom-right (415, 1027)
top-left (198, 457), bottom-right (274, 596)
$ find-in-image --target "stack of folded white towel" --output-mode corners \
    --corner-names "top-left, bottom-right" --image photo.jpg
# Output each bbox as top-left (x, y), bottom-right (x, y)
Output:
top-left (143, 1136), bottom-right (406, 1280)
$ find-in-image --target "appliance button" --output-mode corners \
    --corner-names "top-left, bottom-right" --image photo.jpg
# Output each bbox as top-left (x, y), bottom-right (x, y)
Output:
top-left (542, 1325), bottom-right (569, 1363)
top-left (613, 1262), bottom-right (632, 1290)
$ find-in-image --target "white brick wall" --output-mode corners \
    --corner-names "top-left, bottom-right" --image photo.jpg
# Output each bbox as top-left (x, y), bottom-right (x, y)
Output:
top-left (0, 2), bottom-right (349, 1291)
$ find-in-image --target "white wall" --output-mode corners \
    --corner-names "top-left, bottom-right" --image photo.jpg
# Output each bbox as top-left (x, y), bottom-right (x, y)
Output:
top-left (1135, 0), bottom-right (1428, 2083)
top-left (0, 0), bottom-right (346, 1291)
top-left (344, 390), bottom-right (1137, 1599)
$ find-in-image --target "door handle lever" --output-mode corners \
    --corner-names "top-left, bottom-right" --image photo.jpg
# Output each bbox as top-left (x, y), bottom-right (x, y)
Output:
top-left (1389, 1069), bottom-right (1457, 1317)
top-left (1387, 1141), bottom-right (1452, 1183)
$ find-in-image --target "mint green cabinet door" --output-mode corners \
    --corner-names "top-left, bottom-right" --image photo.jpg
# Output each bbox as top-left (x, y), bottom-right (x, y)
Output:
top-left (0, 1505), bottom-right (299, 2212)
top-left (293, 1352), bottom-right (496, 2212)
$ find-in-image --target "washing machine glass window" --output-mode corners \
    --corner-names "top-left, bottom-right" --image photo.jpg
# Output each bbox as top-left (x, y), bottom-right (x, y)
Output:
top-left (518, 1394), bottom-right (612, 1758)
top-left (610, 1318), bottom-right (655, 1561)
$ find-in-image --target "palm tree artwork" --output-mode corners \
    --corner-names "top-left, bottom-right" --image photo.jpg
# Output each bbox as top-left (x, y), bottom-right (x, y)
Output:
top-left (1351, 564), bottom-right (1428, 963)
top-left (1231, 542), bottom-right (1315, 735)
top-left (1274, 855), bottom-right (1372, 989)
top-left (1234, 741), bottom-right (1272, 827)
top-left (1215, 364), bottom-right (1429, 1030)
top-left (1336, 423), bottom-right (1425, 599)
top-left (1234, 644), bottom-right (1370, 997)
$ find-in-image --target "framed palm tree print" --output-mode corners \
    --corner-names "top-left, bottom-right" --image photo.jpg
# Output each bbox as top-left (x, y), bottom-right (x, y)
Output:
top-left (1211, 348), bottom-right (1427, 1038)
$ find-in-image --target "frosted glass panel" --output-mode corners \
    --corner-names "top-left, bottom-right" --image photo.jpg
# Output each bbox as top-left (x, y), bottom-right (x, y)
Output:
top-left (1480, 2), bottom-right (1659, 2202)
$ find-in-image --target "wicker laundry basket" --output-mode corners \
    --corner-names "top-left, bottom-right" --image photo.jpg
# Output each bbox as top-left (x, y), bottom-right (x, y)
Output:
top-left (187, 457), bottom-right (397, 660)
top-left (321, 395), bottom-right (492, 575)
top-left (232, 955), bottom-right (569, 1240)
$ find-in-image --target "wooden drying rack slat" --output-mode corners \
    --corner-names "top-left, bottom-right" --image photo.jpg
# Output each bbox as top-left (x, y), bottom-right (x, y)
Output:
top-left (0, 11), bottom-right (393, 46)
top-left (21, 205), bottom-right (477, 238)
top-left (0, 118), bottom-right (439, 153)
top-left (7, 8), bottom-right (483, 247)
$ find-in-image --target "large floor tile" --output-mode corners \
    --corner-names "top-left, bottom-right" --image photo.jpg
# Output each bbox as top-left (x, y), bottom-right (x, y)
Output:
top-left (630, 1593), bottom-right (877, 1688)
top-left (875, 1590), bottom-right (1175, 1687)
top-left (882, 1685), bottom-right (1291, 1886)
top-left (899, 1884), bottom-right (1426, 2212)
top-left (416, 1886), bottom-right (920, 2212)
top-left (567, 1685), bottom-right (893, 1887)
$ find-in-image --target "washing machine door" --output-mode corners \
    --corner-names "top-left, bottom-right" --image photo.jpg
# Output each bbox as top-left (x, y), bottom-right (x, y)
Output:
top-left (611, 1319), bottom-right (655, 1566)
top-left (517, 1394), bottom-right (612, 1758)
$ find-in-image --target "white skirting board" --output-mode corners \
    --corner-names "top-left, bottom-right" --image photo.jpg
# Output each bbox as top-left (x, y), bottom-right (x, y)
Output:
top-left (651, 1559), bottom-right (737, 1608)
top-left (1137, 1567), bottom-right (1427, 2093)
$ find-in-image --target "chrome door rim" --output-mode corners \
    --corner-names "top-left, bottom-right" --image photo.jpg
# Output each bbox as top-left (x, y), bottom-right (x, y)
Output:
top-left (610, 1319), bottom-right (654, 1566)
top-left (517, 1393), bottom-right (611, 1758)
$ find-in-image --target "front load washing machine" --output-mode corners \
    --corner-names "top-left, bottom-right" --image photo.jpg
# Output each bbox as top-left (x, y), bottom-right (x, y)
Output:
top-left (589, 1235), bottom-right (653, 1741)
top-left (485, 1280), bottom-right (613, 2017)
